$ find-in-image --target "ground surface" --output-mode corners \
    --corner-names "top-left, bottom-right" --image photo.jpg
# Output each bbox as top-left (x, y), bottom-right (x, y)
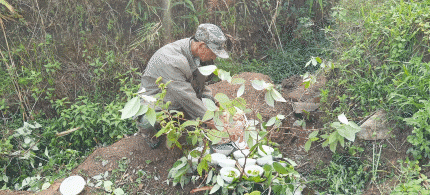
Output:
top-left (2, 72), bottom-right (417, 195)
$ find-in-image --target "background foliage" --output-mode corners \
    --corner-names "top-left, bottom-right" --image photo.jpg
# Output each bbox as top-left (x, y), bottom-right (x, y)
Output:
top-left (2, 0), bottom-right (430, 193)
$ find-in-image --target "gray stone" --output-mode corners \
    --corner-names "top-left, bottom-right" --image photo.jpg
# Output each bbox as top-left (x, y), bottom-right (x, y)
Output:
top-left (292, 102), bottom-right (320, 113)
top-left (357, 110), bottom-right (392, 140)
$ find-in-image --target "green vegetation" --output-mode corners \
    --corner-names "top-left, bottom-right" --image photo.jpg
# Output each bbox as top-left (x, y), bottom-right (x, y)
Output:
top-left (1, 0), bottom-right (430, 193)
top-left (310, 153), bottom-right (370, 194)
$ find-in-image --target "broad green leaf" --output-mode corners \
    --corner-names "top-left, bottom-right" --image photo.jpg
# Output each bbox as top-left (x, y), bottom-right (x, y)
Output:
top-left (249, 191), bottom-right (262, 195)
top-left (303, 81), bottom-right (311, 89)
top-left (315, 57), bottom-right (322, 63)
top-left (308, 130), bottom-right (319, 138)
top-left (104, 181), bottom-right (113, 192)
top-left (329, 141), bottom-right (337, 153)
top-left (232, 97), bottom-right (246, 110)
top-left (259, 131), bottom-right (267, 138)
top-left (304, 140), bottom-right (312, 151)
top-left (227, 106), bottom-right (236, 117)
top-left (214, 93), bottom-right (230, 105)
top-left (338, 126), bottom-right (356, 142)
top-left (311, 57), bottom-right (317, 66)
top-left (348, 121), bottom-right (361, 131)
top-left (218, 70), bottom-right (232, 83)
top-left (263, 164), bottom-right (272, 172)
top-left (213, 115), bottom-right (224, 131)
top-left (266, 117), bottom-right (276, 126)
top-left (251, 80), bottom-right (265, 90)
top-left (270, 89), bottom-right (286, 102)
top-left (256, 113), bottom-right (263, 121)
top-left (249, 130), bottom-right (258, 140)
top-left (210, 184), bottom-right (221, 194)
top-left (207, 170), bottom-right (213, 184)
top-left (321, 139), bottom-right (329, 148)
top-left (197, 160), bottom-right (208, 176)
top-left (203, 98), bottom-right (217, 111)
top-left (120, 96), bottom-right (140, 119)
top-left (330, 122), bottom-right (342, 129)
top-left (231, 77), bottom-right (245, 85)
top-left (247, 136), bottom-right (255, 148)
top-left (265, 91), bottom-right (274, 107)
top-left (192, 134), bottom-right (198, 145)
top-left (258, 144), bottom-right (267, 155)
top-left (41, 182), bottom-right (50, 190)
top-left (284, 157), bottom-right (297, 167)
top-left (198, 65), bottom-right (217, 76)
top-left (145, 108), bottom-right (157, 126)
top-left (237, 84), bottom-right (245, 97)
top-left (217, 174), bottom-right (224, 186)
top-left (202, 111), bottom-right (214, 121)
top-left (135, 104), bottom-right (149, 116)
top-left (26, 122), bottom-right (35, 129)
top-left (329, 132), bottom-right (337, 144)
top-left (113, 188), bottom-right (125, 195)
top-left (190, 150), bottom-right (201, 158)
top-left (15, 127), bottom-right (25, 136)
top-left (338, 133), bottom-right (345, 148)
top-left (206, 129), bottom-right (227, 144)
top-left (305, 59), bottom-right (312, 67)
top-left (212, 175), bottom-right (217, 184)
top-left (273, 162), bottom-right (287, 174)
top-left (181, 120), bottom-right (199, 128)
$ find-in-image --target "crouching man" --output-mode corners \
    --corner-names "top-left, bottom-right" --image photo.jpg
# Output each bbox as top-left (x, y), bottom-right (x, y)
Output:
top-left (137, 23), bottom-right (229, 149)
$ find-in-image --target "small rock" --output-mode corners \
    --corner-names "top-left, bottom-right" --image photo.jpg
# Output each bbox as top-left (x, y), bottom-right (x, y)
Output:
top-left (357, 110), bottom-right (392, 140)
top-left (292, 102), bottom-right (320, 113)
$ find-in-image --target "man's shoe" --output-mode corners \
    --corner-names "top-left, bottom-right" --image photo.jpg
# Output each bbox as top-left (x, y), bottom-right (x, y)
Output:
top-left (144, 136), bottom-right (161, 149)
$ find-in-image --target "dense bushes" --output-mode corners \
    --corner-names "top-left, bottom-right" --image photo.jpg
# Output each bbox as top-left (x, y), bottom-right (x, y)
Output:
top-left (326, 0), bottom-right (430, 157)
top-left (0, 94), bottom-right (137, 190)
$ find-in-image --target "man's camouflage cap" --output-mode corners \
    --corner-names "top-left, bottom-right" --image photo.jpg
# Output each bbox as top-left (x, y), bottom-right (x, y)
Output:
top-left (195, 23), bottom-right (229, 59)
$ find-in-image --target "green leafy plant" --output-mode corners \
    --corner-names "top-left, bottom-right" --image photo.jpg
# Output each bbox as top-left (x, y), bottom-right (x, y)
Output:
top-left (305, 113), bottom-right (361, 153)
top-left (404, 100), bottom-right (430, 160)
top-left (391, 158), bottom-right (430, 194)
top-left (120, 66), bottom-right (300, 194)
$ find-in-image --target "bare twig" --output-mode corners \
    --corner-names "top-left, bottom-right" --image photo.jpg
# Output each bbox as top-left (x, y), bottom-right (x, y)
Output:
top-left (190, 186), bottom-right (213, 194)
top-left (56, 127), bottom-right (82, 137)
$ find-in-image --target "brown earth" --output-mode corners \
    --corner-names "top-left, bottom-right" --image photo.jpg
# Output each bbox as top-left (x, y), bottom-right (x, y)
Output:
top-left (3, 72), bottom-right (415, 195)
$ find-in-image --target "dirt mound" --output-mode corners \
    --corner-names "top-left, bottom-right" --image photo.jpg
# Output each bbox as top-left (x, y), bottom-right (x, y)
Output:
top-left (39, 134), bottom-right (196, 195)
top-left (209, 72), bottom-right (292, 121)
